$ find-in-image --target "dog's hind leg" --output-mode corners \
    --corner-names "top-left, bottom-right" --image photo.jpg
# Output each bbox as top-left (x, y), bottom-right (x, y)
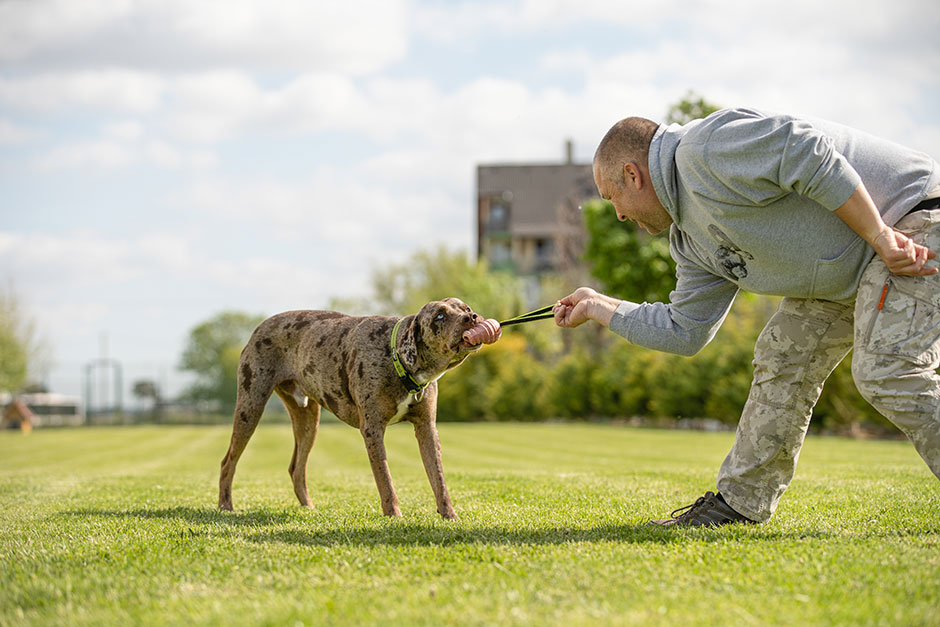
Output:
top-left (218, 354), bottom-right (277, 511)
top-left (275, 381), bottom-right (321, 508)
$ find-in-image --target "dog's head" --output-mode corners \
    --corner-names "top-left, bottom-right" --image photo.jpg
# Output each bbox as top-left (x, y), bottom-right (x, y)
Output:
top-left (418, 296), bottom-right (483, 357)
top-left (399, 298), bottom-right (483, 376)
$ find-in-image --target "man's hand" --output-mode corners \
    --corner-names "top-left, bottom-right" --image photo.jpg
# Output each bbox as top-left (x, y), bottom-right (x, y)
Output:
top-left (553, 287), bottom-right (620, 328)
top-left (872, 226), bottom-right (938, 277)
top-left (834, 185), bottom-right (938, 277)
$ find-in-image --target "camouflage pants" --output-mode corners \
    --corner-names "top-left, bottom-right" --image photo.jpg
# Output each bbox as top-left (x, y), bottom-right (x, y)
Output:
top-left (717, 208), bottom-right (940, 523)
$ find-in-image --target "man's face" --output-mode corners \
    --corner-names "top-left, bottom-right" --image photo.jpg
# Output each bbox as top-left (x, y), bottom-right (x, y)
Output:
top-left (593, 161), bottom-right (672, 235)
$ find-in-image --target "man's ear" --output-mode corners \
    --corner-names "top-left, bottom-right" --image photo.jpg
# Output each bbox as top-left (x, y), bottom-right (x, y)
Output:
top-left (623, 162), bottom-right (644, 190)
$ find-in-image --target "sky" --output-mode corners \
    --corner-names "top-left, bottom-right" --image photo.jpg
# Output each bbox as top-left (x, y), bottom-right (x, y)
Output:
top-left (1, 0), bottom-right (939, 406)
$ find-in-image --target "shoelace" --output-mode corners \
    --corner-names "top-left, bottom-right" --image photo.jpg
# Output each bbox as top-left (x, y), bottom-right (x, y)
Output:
top-left (669, 494), bottom-right (713, 521)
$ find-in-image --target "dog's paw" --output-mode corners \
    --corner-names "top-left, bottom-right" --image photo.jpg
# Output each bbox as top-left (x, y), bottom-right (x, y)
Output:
top-left (439, 507), bottom-right (459, 520)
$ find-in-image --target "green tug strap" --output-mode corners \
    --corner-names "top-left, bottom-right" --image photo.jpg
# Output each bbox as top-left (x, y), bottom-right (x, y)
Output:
top-left (499, 304), bottom-right (556, 327)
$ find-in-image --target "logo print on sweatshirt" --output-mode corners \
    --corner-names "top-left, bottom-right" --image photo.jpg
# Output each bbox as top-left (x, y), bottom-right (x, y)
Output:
top-left (708, 225), bottom-right (754, 280)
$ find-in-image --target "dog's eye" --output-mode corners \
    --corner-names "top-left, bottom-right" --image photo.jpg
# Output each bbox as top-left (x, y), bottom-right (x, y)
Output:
top-left (436, 313), bottom-right (444, 320)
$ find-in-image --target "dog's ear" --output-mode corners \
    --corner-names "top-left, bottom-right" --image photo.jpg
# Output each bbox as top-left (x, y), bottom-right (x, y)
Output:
top-left (397, 314), bottom-right (420, 370)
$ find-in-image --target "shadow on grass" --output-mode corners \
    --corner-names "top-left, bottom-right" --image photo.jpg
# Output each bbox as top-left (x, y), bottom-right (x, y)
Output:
top-left (63, 506), bottom-right (690, 545)
top-left (62, 505), bottom-right (937, 547)
top-left (64, 506), bottom-right (299, 528)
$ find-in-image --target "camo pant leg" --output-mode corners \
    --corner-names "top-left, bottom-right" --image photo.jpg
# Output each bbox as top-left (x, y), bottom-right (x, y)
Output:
top-left (717, 298), bottom-right (855, 522)
top-left (852, 208), bottom-right (940, 480)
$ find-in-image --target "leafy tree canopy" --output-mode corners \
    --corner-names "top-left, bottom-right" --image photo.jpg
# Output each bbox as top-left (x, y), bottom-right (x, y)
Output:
top-left (364, 245), bottom-right (528, 322)
top-left (581, 198), bottom-right (676, 303)
top-left (665, 90), bottom-right (722, 125)
top-left (179, 310), bottom-right (265, 413)
top-left (0, 284), bottom-right (48, 394)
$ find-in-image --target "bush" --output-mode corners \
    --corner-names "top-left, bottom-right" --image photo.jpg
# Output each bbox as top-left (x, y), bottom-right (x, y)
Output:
top-left (355, 247), bottom-right (893, 432)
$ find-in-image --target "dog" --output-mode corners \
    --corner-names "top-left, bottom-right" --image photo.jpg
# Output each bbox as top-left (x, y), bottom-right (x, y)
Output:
top-left (218, 298), bottom-right (490, 520)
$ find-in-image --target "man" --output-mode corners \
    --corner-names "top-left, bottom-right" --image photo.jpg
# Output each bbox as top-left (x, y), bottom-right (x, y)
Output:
top-left (554, 108), bottom-right (940, 526)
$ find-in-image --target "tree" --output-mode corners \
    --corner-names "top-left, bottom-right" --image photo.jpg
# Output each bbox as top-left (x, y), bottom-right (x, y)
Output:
top-left (179, 311), bottom-right (265, 414)
top-left (366, 244), bottom-right (526, 320)
top-left (0, 316), bottom-right (27, 394)
top-left (132, 379), bottom-right (163, 421)
top-left (0, 283), bottom-right (49, 394)
top-left (665, 90), bottom-right (721, 125)
top-left (582, 198), bottom-right (676, 303)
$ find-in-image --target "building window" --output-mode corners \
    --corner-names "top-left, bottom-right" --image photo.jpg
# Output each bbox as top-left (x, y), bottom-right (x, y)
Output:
top-left (487, 200), bottom-right (510, 232)
top-left (490, 241), bottom-right (511, 265)
top-left (535, 238), bottom-right (555, 271)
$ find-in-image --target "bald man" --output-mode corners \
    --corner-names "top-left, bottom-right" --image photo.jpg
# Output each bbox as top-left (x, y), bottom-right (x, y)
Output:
top-left (555, 108), bottom-right (940, 526)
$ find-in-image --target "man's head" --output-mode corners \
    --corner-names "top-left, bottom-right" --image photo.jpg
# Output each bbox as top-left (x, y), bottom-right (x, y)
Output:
top-left (593, 117), bottom-right (672, 234)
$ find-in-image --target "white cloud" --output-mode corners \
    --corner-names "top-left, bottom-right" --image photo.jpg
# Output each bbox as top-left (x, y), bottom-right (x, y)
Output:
top-left (0, 231), bottom-right (141, 288)
top-left (571, 37), bottom-right (939, 156)
top-left (0, 0), bottom-right (135, 61)
top-left (30, 131), bottom-right (217, 172)
top-left (0, 118), bottom-right (43, 144)
top-left (164, 70), bottom-right (374, 142)
top-left (34, 139), bottom-right (138, 171)
top-left (170, 0), bottom-right (408, 73)
top-left (166, 71), bottom-right (261, 142)
top-left (34, 300), bottom-right (110, 342)
top-left (0, 228), bottom-right (339, 311)
top-left (136, 234), bottom-right (195, 273)
top-left (172, 163), bottom-right (475, 266)
top-left (144, 139), bottom-right (217, 169)
top-left (0, 0), bottom-right (409, 74)
top-left (0, 70), bottom-right (165, 113)
top-left (103, 120), bottom-right (144, 141)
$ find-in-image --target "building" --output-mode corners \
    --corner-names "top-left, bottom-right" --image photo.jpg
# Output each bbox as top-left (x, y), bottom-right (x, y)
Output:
top-left (476, 141), bottom-right (598, 275)
top-left (0, 392), bottom-right (84, 428)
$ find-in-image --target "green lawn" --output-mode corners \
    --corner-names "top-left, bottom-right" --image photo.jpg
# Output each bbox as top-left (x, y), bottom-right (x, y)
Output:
top-left (1, 422), bottom-right (938, 626)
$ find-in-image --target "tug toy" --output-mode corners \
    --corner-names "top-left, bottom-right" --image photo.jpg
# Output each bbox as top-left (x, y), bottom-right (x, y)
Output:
top-left (461, 304), bottom-right (556, 346)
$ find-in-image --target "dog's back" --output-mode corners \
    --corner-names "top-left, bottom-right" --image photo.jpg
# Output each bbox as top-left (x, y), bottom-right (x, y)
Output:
top-left (238, 310), bottom-right (399, 427)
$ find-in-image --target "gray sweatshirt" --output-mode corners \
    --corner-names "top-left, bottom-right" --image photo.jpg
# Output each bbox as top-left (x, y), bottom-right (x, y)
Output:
top-left (609, 107), bottom-right (940, 356)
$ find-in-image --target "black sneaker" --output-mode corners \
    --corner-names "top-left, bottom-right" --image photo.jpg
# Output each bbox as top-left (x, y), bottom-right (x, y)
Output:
top-left (649, 491), bottom-right (755, 527)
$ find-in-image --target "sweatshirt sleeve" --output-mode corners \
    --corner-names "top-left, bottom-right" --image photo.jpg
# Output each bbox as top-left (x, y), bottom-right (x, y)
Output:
top-left (692, 109), bottom-right (862, 211)
top-left (608, 234), bottom-right (739, 356)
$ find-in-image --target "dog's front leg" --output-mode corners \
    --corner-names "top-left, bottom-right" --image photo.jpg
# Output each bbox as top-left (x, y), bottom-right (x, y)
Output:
top-left (412, 417), bottom-right (457, 520)
top-left (360, 418), bottom-right (401, 517)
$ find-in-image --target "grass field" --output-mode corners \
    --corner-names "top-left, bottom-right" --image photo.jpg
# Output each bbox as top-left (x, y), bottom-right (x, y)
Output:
top-left (1, 421), bottom-right (938, 626)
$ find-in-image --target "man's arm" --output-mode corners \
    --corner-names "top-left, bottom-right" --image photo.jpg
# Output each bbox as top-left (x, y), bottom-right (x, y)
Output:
top-left (834, 185), bottom-right (937, 276)
top-left (554, 235), bottom-right (740, 357)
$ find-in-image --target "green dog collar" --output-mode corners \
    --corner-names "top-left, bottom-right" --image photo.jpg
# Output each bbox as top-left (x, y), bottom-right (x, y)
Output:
top-left (391, 318), bottom-right (429, 401)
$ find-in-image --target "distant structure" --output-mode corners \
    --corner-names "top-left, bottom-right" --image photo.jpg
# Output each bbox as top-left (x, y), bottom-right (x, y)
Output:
top-left (2, 398), bottom-right (35, 433)
top-left (476, 140), bottom-right (597, 275)
top-left (83, 357), bottom-right (123, 418)
top-left (0, 392), bottom-right (83, 428)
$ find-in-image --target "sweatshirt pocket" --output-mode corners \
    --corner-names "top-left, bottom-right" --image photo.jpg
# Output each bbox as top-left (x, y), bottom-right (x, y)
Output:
top-left (810, 238), bottom-right (866, 300)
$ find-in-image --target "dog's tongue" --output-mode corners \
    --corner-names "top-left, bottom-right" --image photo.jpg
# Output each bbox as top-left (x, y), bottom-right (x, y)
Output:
top-left (462, 319), bottom-right (501, 345)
